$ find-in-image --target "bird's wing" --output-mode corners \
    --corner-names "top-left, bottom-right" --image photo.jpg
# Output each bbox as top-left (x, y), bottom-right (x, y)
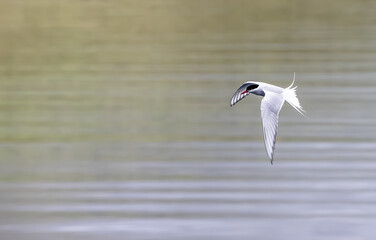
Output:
top-left (230, 82), bottom-right (258, 107)
top-left (260, 91), bottom-right (285, 164)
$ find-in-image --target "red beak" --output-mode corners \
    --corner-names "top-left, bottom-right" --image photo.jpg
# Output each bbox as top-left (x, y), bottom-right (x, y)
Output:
top-left (241, 90), bottom-right (248, 95)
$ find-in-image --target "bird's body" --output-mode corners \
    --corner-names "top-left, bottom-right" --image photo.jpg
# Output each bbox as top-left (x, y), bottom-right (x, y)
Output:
top-left (230, 73), bottom-right (305, 164)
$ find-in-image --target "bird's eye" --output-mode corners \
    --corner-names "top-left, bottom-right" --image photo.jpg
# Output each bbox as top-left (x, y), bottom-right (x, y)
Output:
top-left (246, 84), bottom-right (259, 91)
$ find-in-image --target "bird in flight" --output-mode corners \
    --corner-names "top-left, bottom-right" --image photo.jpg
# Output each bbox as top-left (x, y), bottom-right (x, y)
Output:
top-left (230, 73), bottom-right (305, 164)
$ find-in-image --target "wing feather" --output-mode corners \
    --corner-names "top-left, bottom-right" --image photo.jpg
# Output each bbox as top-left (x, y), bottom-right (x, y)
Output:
top-left (260, 91), bottom-right (285, 164)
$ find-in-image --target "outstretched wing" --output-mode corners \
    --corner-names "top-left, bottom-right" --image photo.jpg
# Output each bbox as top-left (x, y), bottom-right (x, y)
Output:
top-left (230, 82), bottom-right (259, 107)
top-left (260, 91), bottom-right (285, 164)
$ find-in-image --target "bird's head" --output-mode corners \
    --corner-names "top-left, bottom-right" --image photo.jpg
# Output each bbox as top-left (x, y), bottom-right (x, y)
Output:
top-left (230, 82), bottom-right (264, 107)
top-left (240, 82), bottom-right (259, 95)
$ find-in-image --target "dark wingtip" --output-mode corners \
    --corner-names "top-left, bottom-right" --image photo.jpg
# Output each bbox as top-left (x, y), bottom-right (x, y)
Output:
top-left (230, 98), bottom-right (236, 107)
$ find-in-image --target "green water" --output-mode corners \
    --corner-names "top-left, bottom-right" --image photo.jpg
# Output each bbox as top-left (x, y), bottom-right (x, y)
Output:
top-left (1, 1), bottom-right (376, 239)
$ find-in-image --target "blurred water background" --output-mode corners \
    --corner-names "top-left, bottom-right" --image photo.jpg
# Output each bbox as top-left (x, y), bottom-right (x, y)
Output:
top-left (1, 1), bottom-right (376, 239)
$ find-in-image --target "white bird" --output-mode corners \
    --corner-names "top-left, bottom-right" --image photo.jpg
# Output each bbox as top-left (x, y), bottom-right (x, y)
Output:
top-left (230, 73), bottom-right (305, 164)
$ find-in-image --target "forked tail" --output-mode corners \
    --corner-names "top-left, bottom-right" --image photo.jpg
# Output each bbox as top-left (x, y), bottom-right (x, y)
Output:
top-left (283, 73), bottom-right (306, 117)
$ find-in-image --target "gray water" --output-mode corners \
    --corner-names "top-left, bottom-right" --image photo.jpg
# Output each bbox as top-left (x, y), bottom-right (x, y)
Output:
top-left (1, 1), bottom-right (376, 239)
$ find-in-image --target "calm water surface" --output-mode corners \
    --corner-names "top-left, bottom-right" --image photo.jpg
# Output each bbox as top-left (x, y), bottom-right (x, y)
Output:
top-left (1, 1), bottom-right (376, 239)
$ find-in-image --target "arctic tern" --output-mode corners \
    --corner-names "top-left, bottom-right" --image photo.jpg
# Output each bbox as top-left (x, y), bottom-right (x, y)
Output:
top-left (230, 73), bottom-right (305, 164)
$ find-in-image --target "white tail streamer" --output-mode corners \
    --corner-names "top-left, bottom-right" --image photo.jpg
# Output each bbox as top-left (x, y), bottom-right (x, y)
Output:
top-left (283, 72), bottom-right (307, 117)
